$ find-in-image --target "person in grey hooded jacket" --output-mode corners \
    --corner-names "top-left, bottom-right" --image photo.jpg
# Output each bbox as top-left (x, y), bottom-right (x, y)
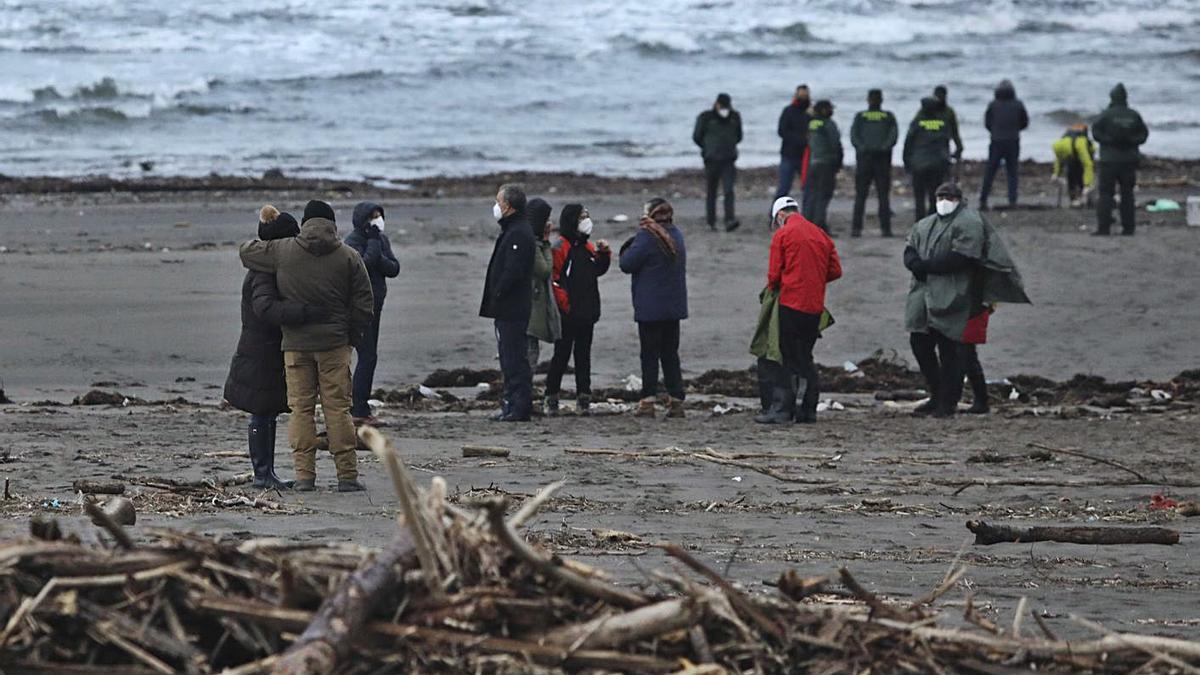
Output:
top-left (979, 79), bottom-right (1029, 210)
top-left (344, 201), bottom-right (400, 424)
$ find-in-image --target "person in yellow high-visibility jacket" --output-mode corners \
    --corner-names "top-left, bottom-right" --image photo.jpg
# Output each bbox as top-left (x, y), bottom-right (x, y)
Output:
top-left (1051, 123), bottom-right (1095, 207)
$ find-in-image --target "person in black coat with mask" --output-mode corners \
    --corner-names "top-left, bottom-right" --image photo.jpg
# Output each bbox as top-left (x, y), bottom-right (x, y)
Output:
top-left (544, 203), bottom-right (611, 415)
top-left (344, 201), bottom-right (400, 426)
top-left (224, 205), bottom-right (329, 489)
top-left (481, 184), bottom-right (535, 422)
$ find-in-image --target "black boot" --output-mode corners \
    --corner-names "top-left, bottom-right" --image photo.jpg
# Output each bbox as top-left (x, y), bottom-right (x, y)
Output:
top-left (793, 377), bottom-right (816, 424)
top-left (755, 386), bottom-right (793, 424)
top-left (250, 419), bottom-right (293, 490)
top-left (966, 368), bottom-right (990, 415)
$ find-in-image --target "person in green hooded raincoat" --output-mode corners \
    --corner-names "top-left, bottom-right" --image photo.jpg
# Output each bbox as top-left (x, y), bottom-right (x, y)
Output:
top-left (903, 182), bottom-right (1029, 417)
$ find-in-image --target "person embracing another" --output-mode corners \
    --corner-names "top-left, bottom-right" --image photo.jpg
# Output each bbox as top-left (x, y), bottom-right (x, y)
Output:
top-left (344, 201), bottom-right (400, 426)
top-left (620, 198), bottom-right (688, 419)
top-left (525, 198), bottom-right (562, 371)
top-left (239, 200), bottom-right (374, 492)
top-left (224, 205), bottom-right (331, 489)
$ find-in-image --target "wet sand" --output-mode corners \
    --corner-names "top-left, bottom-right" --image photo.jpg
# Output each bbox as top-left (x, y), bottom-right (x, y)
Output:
top-left (1, 162), bottom-right (1199, 640)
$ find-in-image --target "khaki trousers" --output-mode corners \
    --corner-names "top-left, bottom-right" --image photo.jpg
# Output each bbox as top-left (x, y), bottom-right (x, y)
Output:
top-left (284, 346), bottom-right (358, 481)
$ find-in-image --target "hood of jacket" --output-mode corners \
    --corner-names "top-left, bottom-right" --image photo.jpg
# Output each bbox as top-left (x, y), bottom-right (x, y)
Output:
top-left (994, 79), bottom-right (1016, 100)
top-left (351, 201), bottom-right (384, 231)
top-left (296, 218), bottom-right (342, 256)
top-left (559, 203), bottom-right (584, 241)
top-left (526, 198), bottom-right (552, 241)
top-left (1109, 83), bottom-right (1128, 106)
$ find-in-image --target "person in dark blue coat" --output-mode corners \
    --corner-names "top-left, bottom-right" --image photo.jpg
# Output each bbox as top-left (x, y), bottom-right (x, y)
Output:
top-left (224, 205), bottom-right (329, 489)
top-left (481, 184), bottom-right (536, 422)
top-left (344, 201), bottom-right (400, 425)
top-left (619, 198), bottom-right (688, 419)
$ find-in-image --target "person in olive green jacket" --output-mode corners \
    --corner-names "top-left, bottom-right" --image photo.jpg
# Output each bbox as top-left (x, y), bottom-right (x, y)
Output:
top-left (525, 198), bottom-right (562, 368)
top-left (932, 85), bottom-right (964, 159)
top-left (850, 89), bottom-right (898, 237)
top-left (1091, 83), bottom-right (1149, 236)
top-left (801, 99), bottom-right (843, 233)
top-left (903, 97), bottom-right (952, 221)
top-left (239, 200), bottom-right (374, 492)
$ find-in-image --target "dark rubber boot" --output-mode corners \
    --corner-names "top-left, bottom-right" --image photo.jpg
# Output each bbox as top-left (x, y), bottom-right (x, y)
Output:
top-left (261, 420), bottom-right (293, 489)
top-left (754, 387), bottom-right (793, 424)
top-left (966, 368), bottom-right (990, 415)
top-left (248, 420), bottom-right (272, 488)
top-left (793, 377), bottom-right (816, 424)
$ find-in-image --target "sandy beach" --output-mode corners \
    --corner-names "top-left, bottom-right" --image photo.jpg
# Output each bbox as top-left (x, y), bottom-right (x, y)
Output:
top-left (2, 159), bottom-right (1199, 642)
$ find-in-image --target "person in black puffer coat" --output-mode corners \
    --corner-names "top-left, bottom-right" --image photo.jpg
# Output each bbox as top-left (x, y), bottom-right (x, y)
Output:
top-left (344, 201), bottom-right (400, 425)
top-left (224, 205), bottom-right (329, 489)
top-left (544, 203), bottom-right (611, 415)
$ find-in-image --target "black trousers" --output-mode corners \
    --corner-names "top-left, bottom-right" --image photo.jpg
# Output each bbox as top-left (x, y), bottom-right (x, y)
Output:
top-left (351, 301), bottom-right (383, 418)
top-left (852, 153), bottom-right (892, 234)
top-left (910, 329), bottom-right (966, 415)
top-left (911, 165), bottom-right (947, 221)
top-left (1097, 162), bottom-right (1137, 234)
top-left (1066, 158), bottom-right (1084, 200)
top-left (980, 139), bottom-right (1020, 206)
top-left (779, 306), bottom-right (821, 418)
top-left (545, 319), bottom-right (595, 398)
top-left (638, 320), bottom-right (684, 400)
top-left (802, 163), bottom-right (836, 232)
top-left (704, 159), bottom-right (737, 226)
top-left (495, 318), bottom-right (533, 419)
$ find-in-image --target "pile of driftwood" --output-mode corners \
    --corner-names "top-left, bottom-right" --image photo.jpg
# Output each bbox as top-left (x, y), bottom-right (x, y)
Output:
top-left (3, 429), bottom-right (1199, 674)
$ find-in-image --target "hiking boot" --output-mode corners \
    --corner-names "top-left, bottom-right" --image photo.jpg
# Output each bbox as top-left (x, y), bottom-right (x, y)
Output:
top-left (666, 397), bottom-right (686, 419)
top-left (337, 479), bottom-right (366, 492)
top-left (544, 395), bottom-right (559, 417)
top-left (294, 479), bottom-right (316, 492)
top-left (253, 475), bottom-right (294, 490)
top-left (754, 410), bottom-right (791, 424)
top-left (576, 395), bottom-right (591, 417)
top-left (965, 399), bottom-right (990, 415)
top-left (724, 219), bottom-right (741, 233)
top-left (634, 397), bottom-right (656, 418)
top-left (352, 416), bottom-right (380, 427)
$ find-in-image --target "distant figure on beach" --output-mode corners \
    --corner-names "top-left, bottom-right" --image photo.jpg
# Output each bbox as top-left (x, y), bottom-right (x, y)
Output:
top-left (1091, 83), bottom-right (1149, 236)
top-left (850, 88), bottom-right (898, 237)
top-left (931, 85), bottom-right (964, 161)
top-left (545, 204), bottom-right (611, 416)
top-left (619, 198), bottom-right (688, 419)
top-left (224, 206), bottom-right (326, 490)
top-left (693, 93), bottom-right (743, 231)
top-left (801, 99), bottom-right (842, 233)
top-left (239, 200), bottom-right (374, 491)
top-left (481, 184), bottom-right (536, 422)
top-left (525, 198), bottom-right (561, 370)
top-left (979, 79), bottom-right (1029, 210)
top-left (344, 202), bottom-right (400, 427)
top-left (904, 98), bottom-right (952, 221)
top-left (903, 183), bottom-right (1029, 418)
top-left (1051, 124), bottom-right (1095, 208)
top-left (775, 85), bottom-right (812, 204)
top-left (753, 196), bottom-right (842, 425)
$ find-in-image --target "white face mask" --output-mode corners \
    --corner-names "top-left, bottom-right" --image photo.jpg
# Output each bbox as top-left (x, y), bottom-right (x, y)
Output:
top-left (577, 218), bottom-right (594, 236)
top-left (492, 202), bottom-right (503, 221)
top-left (935, 199), bottom-right (959, 217)
top-left (717, 107), bottom-right (730, 119)
top-left (370, 215), bottom-right (385, 231)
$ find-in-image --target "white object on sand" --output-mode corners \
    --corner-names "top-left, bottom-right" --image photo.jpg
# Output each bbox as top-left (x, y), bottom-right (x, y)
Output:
top-left (418, 385), bottom-right (438, 399)
top-left (622, 374), bottom-right (642, 392)
top-left (1009, 388), bottom-right (1020, 401)
top-left (842, 360), bottom-right (859, 373)
top-left (475, 382), bottom-right (491, 391)
top-left (609, 214), bottom-right (629, 223)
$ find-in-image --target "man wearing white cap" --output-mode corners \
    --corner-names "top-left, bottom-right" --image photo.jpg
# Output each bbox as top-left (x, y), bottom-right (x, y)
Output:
top-left (756, 196), bottom-right (842, 424)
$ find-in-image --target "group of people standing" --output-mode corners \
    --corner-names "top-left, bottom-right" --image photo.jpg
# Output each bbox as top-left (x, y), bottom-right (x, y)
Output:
top-left (692, 81), bottom-right (1149, 237)
top-left (482, 185), bottom-right (690, 422)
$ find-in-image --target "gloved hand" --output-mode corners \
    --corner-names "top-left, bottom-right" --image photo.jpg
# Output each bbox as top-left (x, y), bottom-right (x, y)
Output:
top-left (909, 259), bottom-right (928, 282)
top-left (365, 225), bottom-right (381, 239)
top-left (303, 305), bottom-right (332, 323)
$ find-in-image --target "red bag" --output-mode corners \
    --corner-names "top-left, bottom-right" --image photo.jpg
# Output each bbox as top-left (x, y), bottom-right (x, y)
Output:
top-left (963, 307), bottom-right (992, 345)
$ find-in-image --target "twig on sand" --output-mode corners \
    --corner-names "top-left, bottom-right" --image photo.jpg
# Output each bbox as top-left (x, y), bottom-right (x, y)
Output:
top-left (509, 479), bottom-right (566, 529)
top-left (1027, 442), bottom-right (1149, 482)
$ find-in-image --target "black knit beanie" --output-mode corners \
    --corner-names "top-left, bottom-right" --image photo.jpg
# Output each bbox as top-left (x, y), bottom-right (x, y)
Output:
top-left (303, 200), bottom-right (336, 224)
top-left (259, 212), bottom-right (299, 241)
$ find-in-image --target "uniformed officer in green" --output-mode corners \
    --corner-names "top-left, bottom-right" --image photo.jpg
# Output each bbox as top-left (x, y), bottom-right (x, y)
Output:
top-left (850, 89), bottom-right (898, 237)
top-left (903, 97), bottom-right (951, 221)
top-left (801, 99), bottom-right (843, 233)
top-left (1091, 83), bottom-right (1149, 236)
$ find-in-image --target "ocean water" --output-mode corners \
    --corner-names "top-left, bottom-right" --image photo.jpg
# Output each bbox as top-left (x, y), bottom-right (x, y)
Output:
top-left (0, 0), bottom-right (1197, 182)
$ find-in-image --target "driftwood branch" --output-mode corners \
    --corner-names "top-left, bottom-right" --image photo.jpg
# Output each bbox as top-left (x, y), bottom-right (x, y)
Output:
top-left (461, 445), bottom-right (510, 458)
top-left (509, 479), bottom-right (566, 529)
top-left (83, 498), bottom-right (135, 549)
top-left (271, 532), bottom-right (417, 675)
top-left (658, 541), bottom-right (786, 640)
top-left (966, 520), bottom-right (1180, 546)
top-left (1027, 442), bottom-right (1149, 482)
top-left (541, 596), bottom-right (703, 649)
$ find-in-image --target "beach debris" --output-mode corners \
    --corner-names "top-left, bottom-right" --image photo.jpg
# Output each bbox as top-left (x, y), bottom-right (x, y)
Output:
top-left (608, 213), bottom-right (629, 223)
top-left (417, 385), bottom-right (439, 400)
top-left (422, 367), bottom-right (501, 387)
top-left (87, 496), bottom-right (137, 528)
top-left (966, 519), bottom-right (1179, 546)
top-left (1179, 501), bottom-right (1200, 517)
top-left (3, 428), bottom-right (1200, 673)
top-left (72, 390), bottom-right (127, 406)
top-left (842, 360), bottom-right (859, 372)
top-left (621, 373), bottom-right (642, 392)
top-left (1150, 494), bottom-right (1179, 510)
top-left (1146, 198), bottom-right (1181, 212)
top-left (71, 480), bottom-right (125, 495)
top-left (462, 445), bottom-right (510, 458)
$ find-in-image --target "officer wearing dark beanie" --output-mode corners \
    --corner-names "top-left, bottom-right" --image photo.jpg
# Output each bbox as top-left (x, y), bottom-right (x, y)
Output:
top-left (303, 199), bottom-right (336, 224)
top-left (239, 197), bottom-right (374, 492)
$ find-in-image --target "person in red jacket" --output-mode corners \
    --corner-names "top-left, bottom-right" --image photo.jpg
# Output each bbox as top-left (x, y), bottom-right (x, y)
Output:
top-left (757, 196), bottom-right (843, 424)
